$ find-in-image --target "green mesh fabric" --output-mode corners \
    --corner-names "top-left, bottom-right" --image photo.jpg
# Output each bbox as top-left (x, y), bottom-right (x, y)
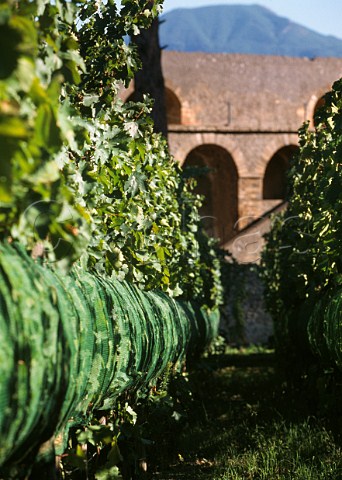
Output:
top-left (321, 289), bottom-right (342, 369)
top-left (0, 242), bottom-right (219, 471)
top-left (0, 244), bottom-right (70, 467)
top-left (307, 289), bottom-right (342, 369)
top-left (307, 297), bottom-right (330, 360)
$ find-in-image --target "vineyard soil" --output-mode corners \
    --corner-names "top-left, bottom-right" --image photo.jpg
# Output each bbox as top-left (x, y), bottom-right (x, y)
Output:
top-left (151, 347), bottom-right (342, 480)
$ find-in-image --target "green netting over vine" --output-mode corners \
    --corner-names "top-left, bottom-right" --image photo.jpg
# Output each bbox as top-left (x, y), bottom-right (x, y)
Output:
top-left (271, 292), bottom-right (342, 372)
top-left (307, 289), bottom-right (342, 369)
top-left (0, 242), bottom-right (219, 471)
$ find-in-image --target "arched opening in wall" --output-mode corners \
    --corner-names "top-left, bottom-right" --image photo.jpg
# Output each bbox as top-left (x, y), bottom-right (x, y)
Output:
top-left (183, 145), bottom-right (238, 244)
top-left (263, 145), bottom-right (298, 200)
top-left (165, 87), bottom-right (181, 124)
top-left (313, 96), bottom-right (325, 127)
top-left (125, 88), bottom-right (181, 125)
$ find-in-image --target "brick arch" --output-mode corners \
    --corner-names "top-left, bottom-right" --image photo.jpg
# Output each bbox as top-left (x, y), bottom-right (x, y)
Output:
top-left (165, 87), bottom-right (181, 124)
top-left (172, 134), bottom-right (245, 178)
top-left (120, 81), bottom-right (184, 126)
top-left (306, 87), bottom-right (331, 127)
top-left (183, 144), bottom-right (238, 243)
top-left (163, 80), bottom-right (196, 125)
top-left (260, 135), bottom-right (299, 179)
top-left (263, 144), bottom-right (299, 200)
top-left (313, 96), bottom-right (326, 127)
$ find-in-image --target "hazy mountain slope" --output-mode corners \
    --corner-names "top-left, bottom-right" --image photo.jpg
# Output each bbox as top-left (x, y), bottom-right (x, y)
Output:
top-left (159, 5), bottom-right (342, 57)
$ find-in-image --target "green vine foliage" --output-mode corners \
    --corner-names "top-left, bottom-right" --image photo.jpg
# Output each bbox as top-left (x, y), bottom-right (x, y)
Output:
top-left (261, 78), bottom-right (342, 349)
top-left (0, 0), bottom-right (90, 268)
top-left (0, 0), bottom-right (223, 308)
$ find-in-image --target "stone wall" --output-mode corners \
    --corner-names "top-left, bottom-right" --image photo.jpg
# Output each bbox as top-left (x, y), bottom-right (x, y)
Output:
top-left (220, 263), bottom-right (274, 346)
top-left (160, 52), bottom-right (342, 131)
top-left (122, 51), bottom-right (342, 250)
top-left (119, 51), bottom-right (342, 343)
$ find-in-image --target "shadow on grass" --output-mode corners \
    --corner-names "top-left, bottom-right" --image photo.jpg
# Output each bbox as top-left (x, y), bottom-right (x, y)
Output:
top-left (151, 350), bottom-right (342, 480)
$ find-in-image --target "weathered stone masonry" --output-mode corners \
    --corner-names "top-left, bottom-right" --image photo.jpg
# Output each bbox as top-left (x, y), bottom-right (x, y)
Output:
top-left (123, 51), bottom-right (342, 344)
top-left (123, 51), bottom-right (342, 254)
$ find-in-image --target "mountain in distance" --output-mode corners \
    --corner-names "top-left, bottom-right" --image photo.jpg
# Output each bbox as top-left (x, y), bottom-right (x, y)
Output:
top-left (159, 4), bottom-right (342, 57)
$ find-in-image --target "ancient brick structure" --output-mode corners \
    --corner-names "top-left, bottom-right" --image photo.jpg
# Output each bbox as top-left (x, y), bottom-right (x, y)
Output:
top-left (123, 51), bottom-right (342, 260)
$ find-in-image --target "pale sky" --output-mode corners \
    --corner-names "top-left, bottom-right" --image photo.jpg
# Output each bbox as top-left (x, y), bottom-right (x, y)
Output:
top-left (161, 1), bottom-right (342, 40)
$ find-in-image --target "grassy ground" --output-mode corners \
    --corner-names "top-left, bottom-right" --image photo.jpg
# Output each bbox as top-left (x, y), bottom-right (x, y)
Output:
top-left (150, 346), bottom-right (342, 480)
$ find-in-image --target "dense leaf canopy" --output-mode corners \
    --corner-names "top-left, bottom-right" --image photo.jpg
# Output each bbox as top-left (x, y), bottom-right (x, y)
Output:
top-left (261, 79), bottom-right (342, 357)
top-left (0, 0), bottom-right (222, 308)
